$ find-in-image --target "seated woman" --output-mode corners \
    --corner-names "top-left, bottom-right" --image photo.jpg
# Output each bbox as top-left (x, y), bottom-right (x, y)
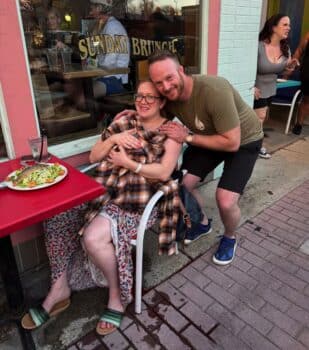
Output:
top-left (21, 80), bottom-right (181, 335)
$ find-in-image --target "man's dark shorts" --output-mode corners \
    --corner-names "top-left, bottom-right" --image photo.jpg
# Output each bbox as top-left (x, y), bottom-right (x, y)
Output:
top-left (181, 139), bottom-right (263, 194)
top-left (253, 96), bottom-right (273, 109)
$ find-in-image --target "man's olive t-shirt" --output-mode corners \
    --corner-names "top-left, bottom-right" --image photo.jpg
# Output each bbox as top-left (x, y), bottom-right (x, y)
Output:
top-left (165, 75), bottom-right (263, 146)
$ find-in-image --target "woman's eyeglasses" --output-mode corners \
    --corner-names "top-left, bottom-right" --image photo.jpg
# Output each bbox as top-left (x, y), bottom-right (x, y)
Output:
top-left (134, 94), bottom-right (161, 104)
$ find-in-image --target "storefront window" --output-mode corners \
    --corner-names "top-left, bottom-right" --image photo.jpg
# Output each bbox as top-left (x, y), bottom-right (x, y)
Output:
top-left (19, 0), bottom-right (200, 145)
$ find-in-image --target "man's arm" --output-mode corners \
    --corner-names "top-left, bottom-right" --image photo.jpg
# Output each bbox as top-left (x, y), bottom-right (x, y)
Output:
top-left (293, 32), bottom-right (309, 61)
top-left (159, 122), bottom-right (240, 152)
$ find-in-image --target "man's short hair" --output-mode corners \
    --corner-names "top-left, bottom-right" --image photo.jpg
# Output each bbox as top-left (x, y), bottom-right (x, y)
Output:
top-left (148, 50), bottom-right (180, 66)
top-left (89, 0), bottom-right (112, 14)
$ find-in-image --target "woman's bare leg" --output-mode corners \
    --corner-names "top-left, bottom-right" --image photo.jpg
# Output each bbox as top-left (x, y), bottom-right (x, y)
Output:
top-left (42, 271), bottom-right (71, 312)
top-left (82, 215), bottom-right (123, 330)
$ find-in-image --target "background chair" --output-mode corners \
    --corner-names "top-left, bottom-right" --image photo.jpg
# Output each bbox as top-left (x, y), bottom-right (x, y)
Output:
top-left (271, 87), bottom-right (302, 134)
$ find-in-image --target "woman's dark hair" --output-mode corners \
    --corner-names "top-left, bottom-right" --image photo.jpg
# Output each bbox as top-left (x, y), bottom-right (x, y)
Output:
top-left (259, 13), bottom-right (290, 58)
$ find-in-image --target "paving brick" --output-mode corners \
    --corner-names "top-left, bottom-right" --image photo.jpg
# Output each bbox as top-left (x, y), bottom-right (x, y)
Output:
top-left (124, 323), bottom-right (161, 350)
top-left (152, 323), bottom-right (190, 349)
top-left (271, 229), bottom-right (305, 247)
top-left (232, 303), bottom-right (273, 335)
top-left (265, 254), bottom-right (299, 274)
top-left (288, 218), bottom-right (309, 232)
top-left (204, 282), bottom-right (238, 310)
top-left (180, 265), bottom-right (210, 289)
top-left (241, 240), bottom-right (269, 258)
top-left (232, 256), bottom-right (252, 272)
top-left (168, 273), bottom-right (188, 289)
top-left (259, 239), bottom-right (289, 257)
top-left (203, 265), bottom-right (235, 289)
top-left (76, 331), bottom-right (103, 350)
top-left (206, 302), bottom-right (245, 335)
top-left (263, 208), bottom-right (289, 222)
top-left (267, 327), bottom-right (307, 350)
top-left (255, 212), bottom-right (271, 221)
top-left (181, 324), bottom-right (218, 350)
top-left (239, 325), bottom-right (278, 350)
top-left (67, 346), bottom-right (79, 350)
top-left (142, 290), bottom-right (165, 308)
top-left (276, 200), bottom-right (300, 213)
top-left (251, 219), bottom-right (277, 233)
top-left (286, 253), bottom-right (309, 272)
top-left (180, 300), bottom-right (217, 333)
top-left (154, 303), bottom-right (189, 332)
top-left (243, 251), bottom-right (267, 268)
top-left (101, 330), bottom-right (129, 349)
top-left (224, 266), bottom-right (258, 290)
top-left (229, 284), bottom-right (265, 311)
top-left (254, 285), bottom-right (291, 312)
top-left (286, 192), bottom-right (309, 204)
top-left (281, 209), bottom-right (308, 223)
top-left (179, 281), bottom-right (213, 311)
top-left (248, 267), bottom-right (282, 290)
top-left (285, 304), bottom-right (309, 324)
top-left (191, 257), bottom-right (208, 271)
top-left (298, 327), bottom-right (309, 348)
top-left (268, 217), bottom-right (295, 233)
top-left (210, 324), bottom-right (250, 350)
top-left (155, 282), bottom-right (187, 309)
top-left (134, 302), bottom-right (163, 332)
top-left (277, 285), bottom-right (309, 311)
top-left (260, 303), bottom-right (302, 337)
top-left (270, 267), bottom-right (307, 291)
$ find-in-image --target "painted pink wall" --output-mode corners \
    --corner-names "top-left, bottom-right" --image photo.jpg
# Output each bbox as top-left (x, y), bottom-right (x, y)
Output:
top-left (207, 0), bottom-right (220, 75)
top-left (0, 0), bottom-right (39, 157)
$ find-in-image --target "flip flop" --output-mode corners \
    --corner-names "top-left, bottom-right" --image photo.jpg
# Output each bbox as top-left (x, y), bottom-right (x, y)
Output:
top-left (21, 298), bottom-right (71, 330)
top-left (96, 308), bottom-right (124, 336)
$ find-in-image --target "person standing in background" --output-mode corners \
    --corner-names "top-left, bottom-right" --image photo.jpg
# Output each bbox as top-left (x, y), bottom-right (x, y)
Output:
top-left (254, 14), bottom-right (297, 159)
top-left (292, 31), bottom-right (309, 135)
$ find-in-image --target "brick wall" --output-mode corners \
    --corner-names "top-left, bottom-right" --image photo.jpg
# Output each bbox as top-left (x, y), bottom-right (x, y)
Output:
top-left (217, 0), bottom-right (263, 105)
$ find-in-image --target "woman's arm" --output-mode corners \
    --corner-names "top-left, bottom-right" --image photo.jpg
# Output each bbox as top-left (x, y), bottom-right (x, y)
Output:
top-left (108, 138), bottom-right (182, 182)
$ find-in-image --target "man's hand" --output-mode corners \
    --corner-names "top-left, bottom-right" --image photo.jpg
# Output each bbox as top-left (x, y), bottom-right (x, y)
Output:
top-left (254, 87), bottom-right (261, 100)
top-left (159, 121), bottom-right (189, 143)
top-left (114, 109), bottom-right (136, 121)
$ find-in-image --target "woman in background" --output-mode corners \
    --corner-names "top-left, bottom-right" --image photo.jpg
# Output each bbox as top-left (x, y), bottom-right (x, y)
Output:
top-left (254, 14), bottom-right (297, 158)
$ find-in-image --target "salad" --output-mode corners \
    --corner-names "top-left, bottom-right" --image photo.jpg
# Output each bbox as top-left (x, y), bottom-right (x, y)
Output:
top-left (7, 163), bottom-right (66, 188)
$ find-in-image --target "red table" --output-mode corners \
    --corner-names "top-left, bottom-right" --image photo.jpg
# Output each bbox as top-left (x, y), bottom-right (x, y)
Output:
top-left (0, 156), bottom-right (105, 349)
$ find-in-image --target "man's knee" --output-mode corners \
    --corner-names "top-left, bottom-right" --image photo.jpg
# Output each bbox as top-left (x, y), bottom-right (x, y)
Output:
top-left (216, 188), bottom-right (239, 212)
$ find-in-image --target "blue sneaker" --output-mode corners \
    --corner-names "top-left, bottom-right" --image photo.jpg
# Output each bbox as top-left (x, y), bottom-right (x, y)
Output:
top-left (184, 219), bottom-right (212, 245)
top-left (212, 236), bottom-right (237, 265)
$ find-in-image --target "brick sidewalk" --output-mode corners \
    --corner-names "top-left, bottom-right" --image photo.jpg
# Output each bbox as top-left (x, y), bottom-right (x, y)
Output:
top-left (67, 181), bottom-right (309, 350)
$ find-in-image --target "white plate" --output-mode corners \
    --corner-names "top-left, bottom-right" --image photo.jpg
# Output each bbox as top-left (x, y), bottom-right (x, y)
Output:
top-left (5, 163), bottom-right (68, 191)
top-left (277, 78), bottom-right (287, 83)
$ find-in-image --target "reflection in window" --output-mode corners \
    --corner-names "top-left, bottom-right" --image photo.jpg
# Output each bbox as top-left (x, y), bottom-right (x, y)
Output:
top-left (0, 124), bottom-right (8, 158)
top-left (19, 0), bottom-right (200, 145)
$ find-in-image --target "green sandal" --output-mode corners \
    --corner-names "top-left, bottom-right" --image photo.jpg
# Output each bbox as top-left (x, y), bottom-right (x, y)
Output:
top-left (96, 308), bottom-right (124, 336)
top-left (21, 298), bottom-right (71, 330)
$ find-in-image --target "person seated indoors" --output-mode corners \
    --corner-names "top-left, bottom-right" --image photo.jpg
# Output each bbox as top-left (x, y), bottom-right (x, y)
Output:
top-left (21, 80), bottom-right (181, 335)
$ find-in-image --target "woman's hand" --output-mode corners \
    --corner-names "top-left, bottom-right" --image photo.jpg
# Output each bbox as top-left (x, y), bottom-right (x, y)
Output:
top-left (110, 129), bottom-right (142, 149)
top-left (108, 145), bottom-right (130, 168)
top-left (254, 87), bottom-right (261, 100)
top-left (114, 109), bottom-right (137, 121)
top-left (159, 121), bottom-right (188, 143)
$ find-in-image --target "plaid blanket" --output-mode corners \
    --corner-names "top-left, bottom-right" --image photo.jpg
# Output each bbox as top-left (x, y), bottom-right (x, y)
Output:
top-left (79, 115), bottom-right (179, 255)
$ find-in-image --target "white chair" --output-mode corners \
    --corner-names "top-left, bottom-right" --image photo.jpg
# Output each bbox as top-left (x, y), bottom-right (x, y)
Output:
top-left (271, 89), bottom-right (302, 134)
top-left (80, 162), bottom-right (178, 314)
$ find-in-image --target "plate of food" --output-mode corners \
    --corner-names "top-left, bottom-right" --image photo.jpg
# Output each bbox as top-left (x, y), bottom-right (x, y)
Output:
top-left (3, 163), bottom-right (68, 191)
